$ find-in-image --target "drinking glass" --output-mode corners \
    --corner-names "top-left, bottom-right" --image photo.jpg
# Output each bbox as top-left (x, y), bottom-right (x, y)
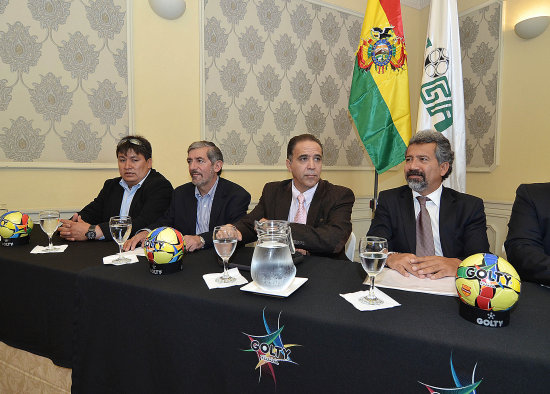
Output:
top-left (109, 216), bottom-right (132, 263)
top-left (39, 210), bottom-right (61, 252)
top-left (213, 225), bottom-right (238, 283)
top-left (359, 236), bottom-right (388, 305)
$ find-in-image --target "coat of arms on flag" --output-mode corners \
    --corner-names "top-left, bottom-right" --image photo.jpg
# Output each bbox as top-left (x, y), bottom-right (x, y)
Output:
top-left (357, 26), bottom-right (407, 74)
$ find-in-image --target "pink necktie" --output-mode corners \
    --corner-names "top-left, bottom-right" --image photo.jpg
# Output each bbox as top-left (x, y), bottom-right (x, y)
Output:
top-left (294, 194), bottom-right (307, 224)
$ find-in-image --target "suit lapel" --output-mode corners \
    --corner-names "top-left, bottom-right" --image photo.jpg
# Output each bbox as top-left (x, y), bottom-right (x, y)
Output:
top-left (307, 180), bottom-right (325, 225)
top-left (399, 187), bottom-right (416, 252)
top-left (276, 181), bottom-right (293, 220)
top-left (208, 178), bottom-right (224, 231)
top-left (439, 187), bottom-right (456, 257)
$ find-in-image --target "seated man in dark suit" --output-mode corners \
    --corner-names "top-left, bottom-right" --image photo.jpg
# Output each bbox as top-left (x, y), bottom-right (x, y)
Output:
top-left (368, 130), bottom-right (489, 279)
top-left (124, 141), bottom-right (250, 252)
top-left (505, 183), bottom-right (550, 286)
top-left (231, 134), bottom-right (355, 259)
top-left (59, 135), bottom-right (173, 241)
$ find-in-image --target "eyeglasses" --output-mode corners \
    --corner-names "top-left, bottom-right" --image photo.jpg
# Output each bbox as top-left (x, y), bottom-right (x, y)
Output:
top-left (117, 137), bottom-right (143, 147)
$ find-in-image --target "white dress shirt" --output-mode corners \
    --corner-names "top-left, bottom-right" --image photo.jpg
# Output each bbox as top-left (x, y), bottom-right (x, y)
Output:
top-left (412, 184), bottom-right (443, 256)
top-left (287, 181), bottom-right (318, 223)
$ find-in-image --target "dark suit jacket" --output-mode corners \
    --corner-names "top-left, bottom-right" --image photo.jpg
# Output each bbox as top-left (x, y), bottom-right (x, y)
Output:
top-left (368, 185), bottom-right (489, 259)
top-left (151, 177), bottom-right (251, 248)
top-left (505, 183), bottom-right (550, 285)
top-left (79, 169), bottom-right (173, 241)
top-left (234, 179), bottom-right (355, 259)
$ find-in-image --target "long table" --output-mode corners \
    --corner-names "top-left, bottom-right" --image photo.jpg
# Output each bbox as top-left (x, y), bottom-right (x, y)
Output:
top-left (71, 246), bottom-right (550, 393)
top-left (2, 238), bottom-right (550, 393)
top-left (0, 232), bottom-right (106, 367)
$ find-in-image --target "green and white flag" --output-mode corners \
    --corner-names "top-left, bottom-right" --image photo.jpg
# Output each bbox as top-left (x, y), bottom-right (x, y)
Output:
top-left (417, 0), bottom-right (465, 192)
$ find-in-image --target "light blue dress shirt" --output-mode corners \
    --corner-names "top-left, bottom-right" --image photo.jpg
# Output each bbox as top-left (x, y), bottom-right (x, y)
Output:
top-left (195, 177), bottom-right (219, 235)
top-left (119, 170), bottom-right (151, 217)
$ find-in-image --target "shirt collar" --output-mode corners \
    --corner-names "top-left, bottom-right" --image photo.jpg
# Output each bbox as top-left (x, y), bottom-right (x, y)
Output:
top-left (195, 176), bottom-right (219, 199)
top-left (119, 169), bottom-right (151, 192)
top-left (412, 183), bottom-right (443, 208)
top-left (291, 180), bottom-right (318, 204)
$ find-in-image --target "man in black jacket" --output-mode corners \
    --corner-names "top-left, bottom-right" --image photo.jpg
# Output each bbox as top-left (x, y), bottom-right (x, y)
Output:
top-left (59, 136), bottom-right (173, 241)
top-left (368, 130), bottom-right (489, 279)
top-left (123, 141), bottom-right (250, 252)
top-left (505, 183), bottom-right (550, 285)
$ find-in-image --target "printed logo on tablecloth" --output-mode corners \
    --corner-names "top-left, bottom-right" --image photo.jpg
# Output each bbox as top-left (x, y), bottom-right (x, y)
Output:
top-left (419, 353), bottom-right (482, 393)
top-left (242, 309), bottom-right (300, 385)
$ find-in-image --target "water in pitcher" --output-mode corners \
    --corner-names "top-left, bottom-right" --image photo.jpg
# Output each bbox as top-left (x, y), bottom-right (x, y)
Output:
top-left (251, 240), bottom-right (296, 291)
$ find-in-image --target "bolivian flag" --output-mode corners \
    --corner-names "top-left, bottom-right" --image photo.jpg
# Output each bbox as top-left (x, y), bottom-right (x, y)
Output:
top-left (348, 0), bottom-right (411, 173)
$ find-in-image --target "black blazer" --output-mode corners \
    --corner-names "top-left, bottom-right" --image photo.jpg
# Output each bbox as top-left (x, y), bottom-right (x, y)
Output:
top-left (151, 177), bottom-right (251, 248)
top-left (79, 169), bottom-right (173, 241)
top-left (235, 179), bottom-right (355, 259)
top-left (368, 185), bottom-right (489, 259)
top-left (505, 183), bottom-right (550, 285)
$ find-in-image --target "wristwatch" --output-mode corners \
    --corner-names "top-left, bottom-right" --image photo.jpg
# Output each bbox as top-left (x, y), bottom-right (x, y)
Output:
top-left (86, 225), bottom-right (96, 240)
top-left (199, 236), bottom-right (205, 249)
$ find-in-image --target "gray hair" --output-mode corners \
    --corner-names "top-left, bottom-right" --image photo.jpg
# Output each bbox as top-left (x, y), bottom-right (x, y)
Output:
top-left (187, 141), bottom-right (224, 175)
top-left (188, 141), bottom-right (224, 163)
top-left (408, 130), bottom-right (454, 180)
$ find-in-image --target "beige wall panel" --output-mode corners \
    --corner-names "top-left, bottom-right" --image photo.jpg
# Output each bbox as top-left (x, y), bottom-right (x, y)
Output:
top-left (3, 0), bottom-right (550, 211)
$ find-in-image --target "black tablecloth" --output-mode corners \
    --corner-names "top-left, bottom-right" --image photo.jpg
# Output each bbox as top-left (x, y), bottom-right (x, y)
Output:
top-left (71, 246), bottom-right (550, 393)
top-left (0, 232), bottom-right (114, 367)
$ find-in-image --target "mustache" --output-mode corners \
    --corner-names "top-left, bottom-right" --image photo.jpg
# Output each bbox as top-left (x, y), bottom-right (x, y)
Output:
top-left (406, 170), bottom-right (425, 179)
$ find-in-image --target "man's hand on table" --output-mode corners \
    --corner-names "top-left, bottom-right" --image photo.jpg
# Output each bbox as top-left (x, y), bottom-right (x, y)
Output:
top-left (123, 230), bottom-right (147, 251)
top-left (386, 253), bottom-right (419, 278)
top-left (386, 253), bottom-right (460, 279)
top-left (124, 232), bottom-right (205, 253)
top-left (59, 214), bottom-right (102, 241)
top-left (183, 235), bottom-right (204, 252)
top-left (411, 256), bottom-right (461, 279)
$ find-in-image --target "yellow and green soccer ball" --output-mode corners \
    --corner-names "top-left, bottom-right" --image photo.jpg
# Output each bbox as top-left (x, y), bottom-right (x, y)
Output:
top-left (144, 227), bottom-right (185, 265)
top-left (0, 211), bottom-right (33, 239)
top-left (456, 253), bottom-right (521, 312)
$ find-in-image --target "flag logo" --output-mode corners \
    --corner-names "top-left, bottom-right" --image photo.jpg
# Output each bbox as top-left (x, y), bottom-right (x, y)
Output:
top-left (425, 47), bottom-right (449, 78)
top-left (357, 26), bottom-right (407, 74)
top-left (420, 45), bottom-right (454, 133)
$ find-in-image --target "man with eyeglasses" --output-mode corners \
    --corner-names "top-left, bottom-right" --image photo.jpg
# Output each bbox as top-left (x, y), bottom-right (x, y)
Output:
top-left (59, 136), bottom-right (173, 241)
top-left (123, 141), bottom-right (251, 252)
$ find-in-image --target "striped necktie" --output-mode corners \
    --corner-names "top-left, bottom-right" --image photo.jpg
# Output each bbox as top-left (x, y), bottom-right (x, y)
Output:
top-left (294, 193), bottom-right (307, 224)
top-left (416, 196), bottom-right (435, 256)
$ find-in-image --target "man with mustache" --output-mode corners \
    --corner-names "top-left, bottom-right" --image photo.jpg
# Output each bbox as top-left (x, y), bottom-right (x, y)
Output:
top-left (59, 135), bottom-right (173, 241)
top-left (230, 134), bottom-right (355, 259)
top-left (124, 141), bottom-right (250, 252)
top-left (368, 130), bottom-right (489, 279)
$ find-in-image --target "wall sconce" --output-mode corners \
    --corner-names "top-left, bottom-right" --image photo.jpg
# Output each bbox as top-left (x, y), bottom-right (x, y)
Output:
top-left (149, 0), bottom-right (186, 20)
top-left (514, 16), bottom-right (550, 39)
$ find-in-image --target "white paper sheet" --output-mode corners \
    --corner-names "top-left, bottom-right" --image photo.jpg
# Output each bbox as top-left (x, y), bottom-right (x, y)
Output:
top-left (374, 268), bottom-right (458, 297)
top-left (340, 289), bottom-right (401, 311)
top-left (203, 268), bottom-right (248, 289)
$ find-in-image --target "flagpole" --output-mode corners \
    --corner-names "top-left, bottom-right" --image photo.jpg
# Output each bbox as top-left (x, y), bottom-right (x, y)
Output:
top-left (371, 171), bottom-right (379, 216)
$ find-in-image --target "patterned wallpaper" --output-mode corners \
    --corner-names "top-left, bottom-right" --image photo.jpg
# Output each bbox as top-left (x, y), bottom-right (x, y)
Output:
top-left (202, 0), bottom-right (370, 168)
top-left (0, 0), bottom-right (129, 166)
top-left (459, 1), bottom-right (501, 170)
